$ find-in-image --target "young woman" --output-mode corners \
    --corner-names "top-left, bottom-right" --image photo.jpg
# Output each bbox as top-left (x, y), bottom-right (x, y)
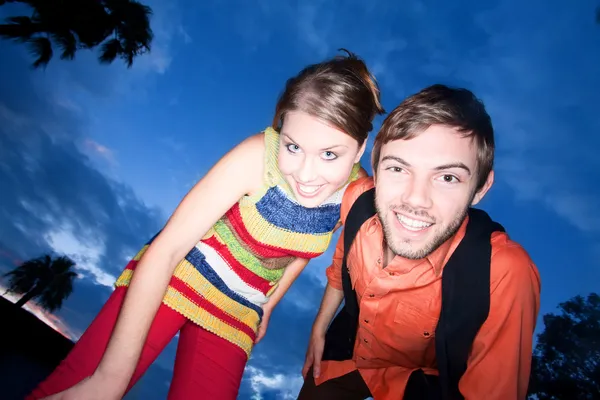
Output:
top-left (28, 50), bottom-right (385, 400)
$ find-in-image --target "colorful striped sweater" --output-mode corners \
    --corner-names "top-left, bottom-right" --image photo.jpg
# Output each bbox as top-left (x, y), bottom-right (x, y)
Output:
top-left (115, 127), bottom-right (361, 357)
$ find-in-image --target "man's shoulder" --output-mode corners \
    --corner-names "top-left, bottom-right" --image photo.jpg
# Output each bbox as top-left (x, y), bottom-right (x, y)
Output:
top-left (489, 231), bottom-right (541, 293)
top-left (340, 176), bottom-right (375, 224)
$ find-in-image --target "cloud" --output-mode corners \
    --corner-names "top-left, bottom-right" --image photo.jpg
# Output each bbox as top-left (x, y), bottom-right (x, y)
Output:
top-left (1, 0), bottom-right (188, 107)
top-left (453, 1), bottom-right (600, 235)
top-left (82, 139), bottom-right (117, 166)
top-left (295, 1), bottom-right (332, 58)
top-left (245, 366), bottom-right (304, 400)
top-left (262, 0), bottom-right (600, 239)
top-left (0, 35), bottom-right (180, 400)
top-left (45, 224), bottom-right (116, 288)
top-left (0, 33), bottom-right (164, 323)
top-left (238, 261), bottom-right (335, 399)
top-left (137, 0), bottom-right (192, 74)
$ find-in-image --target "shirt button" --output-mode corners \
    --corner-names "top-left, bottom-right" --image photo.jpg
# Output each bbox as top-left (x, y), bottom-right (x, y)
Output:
top-left (369, 294), bottom-right (375, 298)
top-left (363, 338), bottom-right (368, 343)
top-left (424, 331), bottom-right (430, 337)
top-left (388, 271), bottom-right (395, 276)
top-left (377, 258), bottom-right (381, 264)
top-left (364, 319), bottom-right (369, 323)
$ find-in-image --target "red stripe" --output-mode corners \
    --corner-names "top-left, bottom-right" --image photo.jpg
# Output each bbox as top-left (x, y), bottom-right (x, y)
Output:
top-left (202, 236), bottom-right (273, 295)
top-left (122, 258), bottom-right (256, 340)
top-left (225, 204), bottom-right (321, 259)
top-left (123, 259), bottom-right (138, 270)
top-left (124, 246), bottom-right (271, 296)
top-left (169, 276), bottom-right (257, 341)
top-left (225, 205), bottom-right (289, 258)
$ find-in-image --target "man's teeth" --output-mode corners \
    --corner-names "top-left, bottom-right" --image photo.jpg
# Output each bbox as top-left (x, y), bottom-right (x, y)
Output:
top-left (299, 184), bottom-right (320, 194)
top-left (397, 214), bottom-right (432, 230)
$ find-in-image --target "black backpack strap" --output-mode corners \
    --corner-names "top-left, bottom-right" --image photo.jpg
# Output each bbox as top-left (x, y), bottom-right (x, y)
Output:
top-left (321, 187), bottom-right (377, 362)
top-left (341, 187), bottom-right (376, 317)
top-left (435, 208), bottom-right (505, 400)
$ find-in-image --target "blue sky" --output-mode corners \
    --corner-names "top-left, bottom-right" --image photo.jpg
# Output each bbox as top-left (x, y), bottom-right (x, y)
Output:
top-left (0, 0), bottom-right (599, 398)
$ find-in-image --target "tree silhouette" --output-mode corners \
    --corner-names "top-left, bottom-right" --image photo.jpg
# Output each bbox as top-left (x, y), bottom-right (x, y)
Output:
top-left (0, 0), bottom-right (153, 68)
top-left (528, 293), bottom-right (600, 399)
top-left (3, 254), bottom-right (78, 312)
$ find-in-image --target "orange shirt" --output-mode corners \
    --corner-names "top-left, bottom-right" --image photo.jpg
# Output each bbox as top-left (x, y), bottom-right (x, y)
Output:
top-left (316, 177), bottom-right (542, 400)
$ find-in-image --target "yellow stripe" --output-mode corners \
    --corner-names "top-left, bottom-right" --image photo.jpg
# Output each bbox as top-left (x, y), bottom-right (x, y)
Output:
top-left (133, 245), bottom-right (149, 261)
top-left (114, 269), bottom-right (133, 287)
top-left (114, 260), bottom-right (261, 331)
top-left (115, 269), bottom-right (256, 357)
top-left (238, 201), bottom-right (332, 254)
top-left (162, 287), bottom-right (254, 357)
top-left (173, 260), bottom-right (261, 327)
top-left (263, 127), bottom-right (282, 188)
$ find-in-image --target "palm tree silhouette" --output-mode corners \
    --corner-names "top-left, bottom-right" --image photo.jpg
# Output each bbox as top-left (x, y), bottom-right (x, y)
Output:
top-left (0, 0), bottom-right (153, 68)
top-left (3, 254), bottom-right (78, 312)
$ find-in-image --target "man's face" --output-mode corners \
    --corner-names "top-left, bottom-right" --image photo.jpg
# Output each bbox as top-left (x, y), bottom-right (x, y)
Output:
top-left (374, 124), bottom-right (493, 260)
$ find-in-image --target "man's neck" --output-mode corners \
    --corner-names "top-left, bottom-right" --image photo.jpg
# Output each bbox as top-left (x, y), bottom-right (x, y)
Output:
top-left (383, 243), bottom-right (395, 268)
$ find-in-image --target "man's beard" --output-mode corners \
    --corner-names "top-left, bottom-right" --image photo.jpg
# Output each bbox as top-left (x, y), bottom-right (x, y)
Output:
top-left (376, 202), bottom-right (470, 260)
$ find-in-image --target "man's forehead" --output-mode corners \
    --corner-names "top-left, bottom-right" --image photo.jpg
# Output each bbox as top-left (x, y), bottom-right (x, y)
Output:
top-left (379, 130), bottom-right (478, 166)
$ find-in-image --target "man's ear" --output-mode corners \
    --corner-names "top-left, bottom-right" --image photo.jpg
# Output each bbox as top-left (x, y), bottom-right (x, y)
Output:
top-left (471, 170), bottom-right (494, 206)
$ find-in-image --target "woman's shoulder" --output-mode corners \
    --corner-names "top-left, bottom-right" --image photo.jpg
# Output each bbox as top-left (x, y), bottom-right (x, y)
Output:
top-left (217, 131), bottom-right (268, 196)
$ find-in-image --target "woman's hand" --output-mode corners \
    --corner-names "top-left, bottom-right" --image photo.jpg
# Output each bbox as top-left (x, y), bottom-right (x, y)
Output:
top-left (254, 309), bottom-right (271, 344)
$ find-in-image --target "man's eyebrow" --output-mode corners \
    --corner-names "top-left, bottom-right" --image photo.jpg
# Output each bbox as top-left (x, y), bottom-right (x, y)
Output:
top-left (381, 156), bottom-right (472, 175)
top-left (380, 155), bottom-right (411, 166)
top-left (434, 162), bottom-right (471, 175)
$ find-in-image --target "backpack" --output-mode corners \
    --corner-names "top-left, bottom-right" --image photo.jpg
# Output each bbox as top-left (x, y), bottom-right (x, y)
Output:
top-left (321, 188), bottom-right (505, 400)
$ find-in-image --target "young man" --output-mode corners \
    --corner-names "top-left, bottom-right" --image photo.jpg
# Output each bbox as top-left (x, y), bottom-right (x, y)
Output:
top-left (299, 84), bottom-right (541, 400)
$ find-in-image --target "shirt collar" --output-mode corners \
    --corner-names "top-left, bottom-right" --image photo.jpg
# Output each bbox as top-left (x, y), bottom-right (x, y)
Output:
top-left (368, 214), bottom-right (470, 276)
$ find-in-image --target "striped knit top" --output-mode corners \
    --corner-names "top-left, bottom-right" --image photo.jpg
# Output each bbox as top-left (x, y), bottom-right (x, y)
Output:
top-left (115, 127), bottom-right (361, 356)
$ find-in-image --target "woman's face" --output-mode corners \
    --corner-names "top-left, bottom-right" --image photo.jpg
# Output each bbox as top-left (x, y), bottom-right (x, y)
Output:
top-left (278, 111), bottom-right (365, 208)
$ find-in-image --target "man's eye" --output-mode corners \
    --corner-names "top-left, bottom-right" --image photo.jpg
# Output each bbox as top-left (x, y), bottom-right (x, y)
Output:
top-left (439, 174), bottom-right (459, 183)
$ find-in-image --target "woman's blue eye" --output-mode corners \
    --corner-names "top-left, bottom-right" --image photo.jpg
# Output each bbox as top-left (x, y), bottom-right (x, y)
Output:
top-left (323, 151), bottom-right (337, 160)
top-left (286, 144), bottom-right (301, 153)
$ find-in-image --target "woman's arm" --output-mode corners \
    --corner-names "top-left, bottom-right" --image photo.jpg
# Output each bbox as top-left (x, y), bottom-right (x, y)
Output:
top-left (90, 134), bottom-right (267, 396)
top-left (263, 257), bottom-right (309, 313)
top-left (254, 257), bottom-right (309, 344)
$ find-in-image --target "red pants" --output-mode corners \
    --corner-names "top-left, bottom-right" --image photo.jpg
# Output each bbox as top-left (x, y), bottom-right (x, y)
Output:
top-left (27, 287), bottom-right (248, 400)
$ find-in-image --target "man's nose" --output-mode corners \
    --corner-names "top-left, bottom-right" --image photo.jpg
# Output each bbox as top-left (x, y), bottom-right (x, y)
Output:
top-left (401, 177), bottom-right (433, 210)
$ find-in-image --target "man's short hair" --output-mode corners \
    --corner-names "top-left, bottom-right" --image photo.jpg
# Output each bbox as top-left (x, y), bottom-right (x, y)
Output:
top-left (372, 84), bottom-right (495, 191)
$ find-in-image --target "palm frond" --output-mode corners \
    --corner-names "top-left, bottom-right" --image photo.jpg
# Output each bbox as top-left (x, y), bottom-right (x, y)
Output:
top-left (51, 31), bottom-right (77, 60)
top-left (3, 254), bottom-right (49, 294)
top-left (27, 36), bottom-right (53, 68)
top-left (98, 37), bottom-right (122, 64)
top-left (3, 268), bottom-right (37, 294)
top-left (0, 15), bottom-right (35, 42)
top-left (49, 255), bottom-right (76, 274)
top-left (104, 0), bottom-right (153, 67)
top-left (7, 16), bottom-right (32, 25)
top-left (40, 271), bottom-right (77, 312)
